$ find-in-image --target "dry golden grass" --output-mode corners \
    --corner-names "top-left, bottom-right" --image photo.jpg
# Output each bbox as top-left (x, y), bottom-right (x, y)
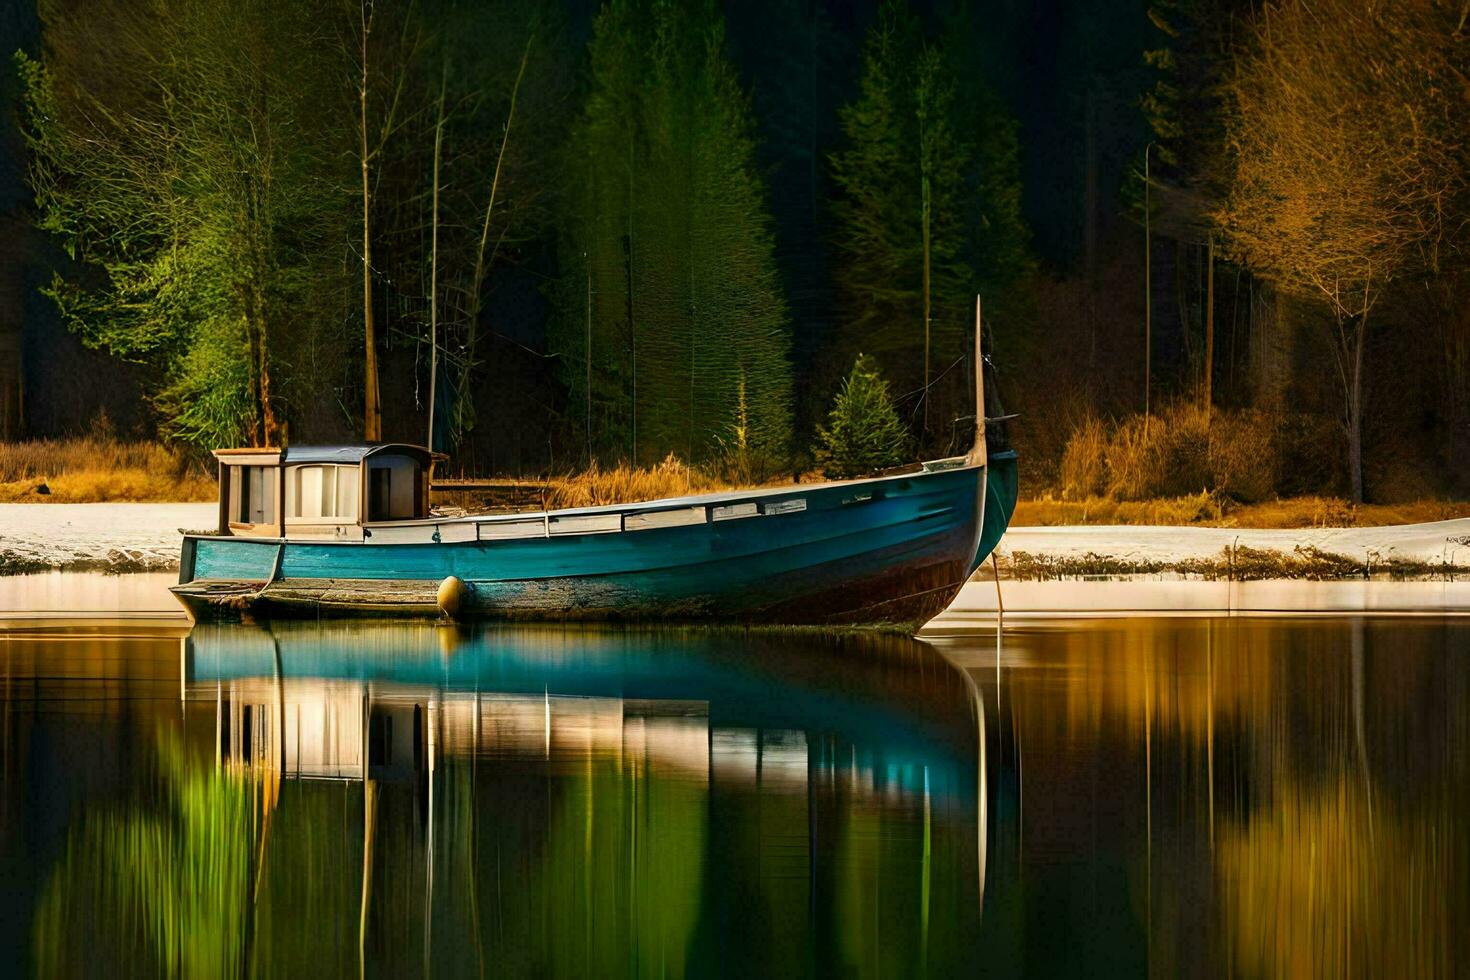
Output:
top-left (1058, 403), bottom-right (1276, 502)
top-left (1016, 493), bottom-right (1224, 526)
top-left (545, 455), bottom-right (747, 510)
top-left (1228, 497), bottom-right (1470, 528)
top-left (1057, 415), bottom-right (1107, 499)
top-left (1016, 494), bottom-right (1470, 528)
top-left (0, 437), bottom-right (215, 502)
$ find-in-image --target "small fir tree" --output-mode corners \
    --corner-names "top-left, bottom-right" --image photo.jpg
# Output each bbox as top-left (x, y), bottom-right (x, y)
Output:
top-left (815, 355), bottom-right (909, 478)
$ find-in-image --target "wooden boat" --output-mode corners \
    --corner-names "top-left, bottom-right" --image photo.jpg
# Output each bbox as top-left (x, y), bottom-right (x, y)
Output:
top-left (173, 321), bottom-right (1017, 628)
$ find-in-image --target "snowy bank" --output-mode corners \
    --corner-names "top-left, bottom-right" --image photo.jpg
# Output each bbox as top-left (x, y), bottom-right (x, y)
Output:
top-left (925, 578), bottom-right (1470, 628)
top-left (920, 519), bottom-right (1470, 622)
top-left (0, 502), bottom-right (215, 572)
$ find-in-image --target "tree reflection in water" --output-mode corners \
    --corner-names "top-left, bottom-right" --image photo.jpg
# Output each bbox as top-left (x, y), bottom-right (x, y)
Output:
top-left (17, 616), bottom-right (1470, 976)
top-left (33, 734), bottom-right (262, 977)
top-left (939, 615), bottom-right (1470, 978)
top-left (28, 624), bottom-right (984, 978)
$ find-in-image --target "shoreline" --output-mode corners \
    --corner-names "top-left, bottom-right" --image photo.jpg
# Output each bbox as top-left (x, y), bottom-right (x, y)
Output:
top-left (0, 501), bottom-right (214, 574)
top-left (5, 570), bottom-right (1467, 626)
top-left (985, 520), bottom-right (1470, 581)
top-left (3, 501), bottom-right (1468, 588)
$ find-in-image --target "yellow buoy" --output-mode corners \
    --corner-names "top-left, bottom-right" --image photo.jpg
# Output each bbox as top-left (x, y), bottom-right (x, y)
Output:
top-left (436, 575), bottom-right (470, 620)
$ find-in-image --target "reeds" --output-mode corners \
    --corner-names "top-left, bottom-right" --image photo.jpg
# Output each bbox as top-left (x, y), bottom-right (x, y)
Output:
top-left (0, 436), bottom-right (215, 502)
top-left (543, 454), bottom-right (749, 510)
top-left (1000, 544), bottom-right (1468, 581)
top-left (1015, 495), bottom-right (1470, 528)
top-left (1016, 493), bottom-right (1223, 526)
top-left (1059, 404), bottom-right (1248, 501)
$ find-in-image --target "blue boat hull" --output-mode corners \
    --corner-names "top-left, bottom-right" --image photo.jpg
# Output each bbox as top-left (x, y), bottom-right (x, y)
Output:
top-left (176, 451), bottom-right (1018, 628)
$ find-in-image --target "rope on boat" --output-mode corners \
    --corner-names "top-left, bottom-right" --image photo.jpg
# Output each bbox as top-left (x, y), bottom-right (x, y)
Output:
top-left (251, 542), bottom-right (286, 603)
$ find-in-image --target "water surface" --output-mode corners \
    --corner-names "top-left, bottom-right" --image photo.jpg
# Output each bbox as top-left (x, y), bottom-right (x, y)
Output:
top-left (2, 616), bottom-right (1467, 976)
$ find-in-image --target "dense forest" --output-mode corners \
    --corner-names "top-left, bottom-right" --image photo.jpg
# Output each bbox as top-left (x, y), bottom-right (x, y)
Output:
top-left (1, 0), bottom-right (1467, 502)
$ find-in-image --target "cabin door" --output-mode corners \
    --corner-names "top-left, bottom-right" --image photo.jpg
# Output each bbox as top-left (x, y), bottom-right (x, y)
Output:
top-left (366, 455), bottom-right (424, 521)
top-left (368, 466), bottom-right (392, 522)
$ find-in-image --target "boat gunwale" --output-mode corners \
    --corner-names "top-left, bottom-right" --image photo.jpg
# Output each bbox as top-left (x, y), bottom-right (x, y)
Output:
top-left (184, 457), bottom-right (991, 546)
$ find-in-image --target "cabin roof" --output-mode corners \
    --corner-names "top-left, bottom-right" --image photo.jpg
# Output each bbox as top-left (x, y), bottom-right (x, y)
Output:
top-left (212, 443), bottom-right (434, 465)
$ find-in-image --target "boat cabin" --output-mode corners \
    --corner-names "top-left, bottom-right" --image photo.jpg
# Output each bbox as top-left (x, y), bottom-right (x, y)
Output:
top-left (213, 444), bottom-right (436, 539)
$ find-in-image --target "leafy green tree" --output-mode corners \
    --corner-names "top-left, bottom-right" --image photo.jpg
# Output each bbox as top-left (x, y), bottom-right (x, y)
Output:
top-left (815, 354), bottom-right (909, 478)
top-left (553, 0), bottom-right (793, 468)
top-left (18, 0), bottom-right (354, 450)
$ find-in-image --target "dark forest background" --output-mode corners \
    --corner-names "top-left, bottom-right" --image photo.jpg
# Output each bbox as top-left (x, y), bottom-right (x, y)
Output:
top-left (2, 0), bottom-right (1467, 504)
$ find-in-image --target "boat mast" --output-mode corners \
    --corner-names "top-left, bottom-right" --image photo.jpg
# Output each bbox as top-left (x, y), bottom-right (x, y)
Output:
top-left (968, 294), bottom-right (988, 467)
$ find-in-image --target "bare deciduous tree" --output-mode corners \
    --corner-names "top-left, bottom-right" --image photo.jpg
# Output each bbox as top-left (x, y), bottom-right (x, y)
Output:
top-left (1214, 0), bottom-right (1467, 502)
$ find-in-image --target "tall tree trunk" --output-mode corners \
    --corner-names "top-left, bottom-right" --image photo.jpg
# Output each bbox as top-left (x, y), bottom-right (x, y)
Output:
top-left (1204, 235), bottom-right (1215, 413)
top-left (1347, 314), bottom-right (1367, 504)
top-left (1143, 144), bottom-right (1152, 427)
top-left (1250, 279), bottom-right (1289, 412)
top-left (626, 133), bottom-right (637, 464)
top-left (1440, 286), bottom-right (1470, 486)
top-left (585, 264), bottom-right (593, 466)
top-left (921, 172), bottom-right (931, 440)
top-left (688, 244), bottom-right (696, 463)
top-left (464, 37), bottom-right (530, 446)
top-left (240, 230), bottom-right (276, 446)
top-left (244, 308), bottom-right (265, 446)
top-left (254, 289), bottom-right (278, 446)
top-left (1085, 90), bottom-right (1098, 375)
top-left (360, 3), bottom-right (380, 442)
top-left (428, 66), bottom-right (445, 451)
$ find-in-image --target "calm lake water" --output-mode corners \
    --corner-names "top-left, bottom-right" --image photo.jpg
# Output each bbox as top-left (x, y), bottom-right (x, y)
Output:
top-left (2, 616), bottom-right (1467, 977)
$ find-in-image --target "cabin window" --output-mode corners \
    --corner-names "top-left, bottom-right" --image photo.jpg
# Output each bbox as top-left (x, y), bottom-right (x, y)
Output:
top-left (366, 455), bottom-right (422, 521)
top-left (235, 466), bottom-right (275, 525)
top-left (287, 465), bottom-right (359, 522)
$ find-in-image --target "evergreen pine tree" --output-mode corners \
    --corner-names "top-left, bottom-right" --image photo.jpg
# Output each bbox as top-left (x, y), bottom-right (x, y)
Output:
top-left (829, 0), bottom-right (1030, 454)
top-left (828, 2), bottom-right (970, 449)
top-left (723, 0), bottom-right (853, 443)
top-left (815, 354), bottom-right (909, 478)
top-left (554, 0), bottom-right (792, 467)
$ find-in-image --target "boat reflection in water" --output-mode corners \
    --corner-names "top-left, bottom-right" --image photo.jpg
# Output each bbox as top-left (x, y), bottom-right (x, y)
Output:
top-left (35, 623), bottom-right (985, 977)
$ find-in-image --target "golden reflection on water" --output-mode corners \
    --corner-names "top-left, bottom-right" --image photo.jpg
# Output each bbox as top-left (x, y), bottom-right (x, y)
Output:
top-left (939, 615), bottom-right (1470, 979)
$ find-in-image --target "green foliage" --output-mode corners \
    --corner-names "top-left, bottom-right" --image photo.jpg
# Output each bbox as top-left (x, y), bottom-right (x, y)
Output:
top-left (1139, 0), bottom-right (1235, 185)
top-left (828, 1), bottom-right (1030, 452)
top-left (829, 5), bottom-right (938, 365)
top-left (18, 0), bottom-right (355, 450)
top-left (553, 0), bottom-right (793, 466)
top-left (816, 355), bottom-right (909, 478)
top-left (33, 734), bottom-right (259, 977)
top-left (152, 313), bottom-right (257, 449)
